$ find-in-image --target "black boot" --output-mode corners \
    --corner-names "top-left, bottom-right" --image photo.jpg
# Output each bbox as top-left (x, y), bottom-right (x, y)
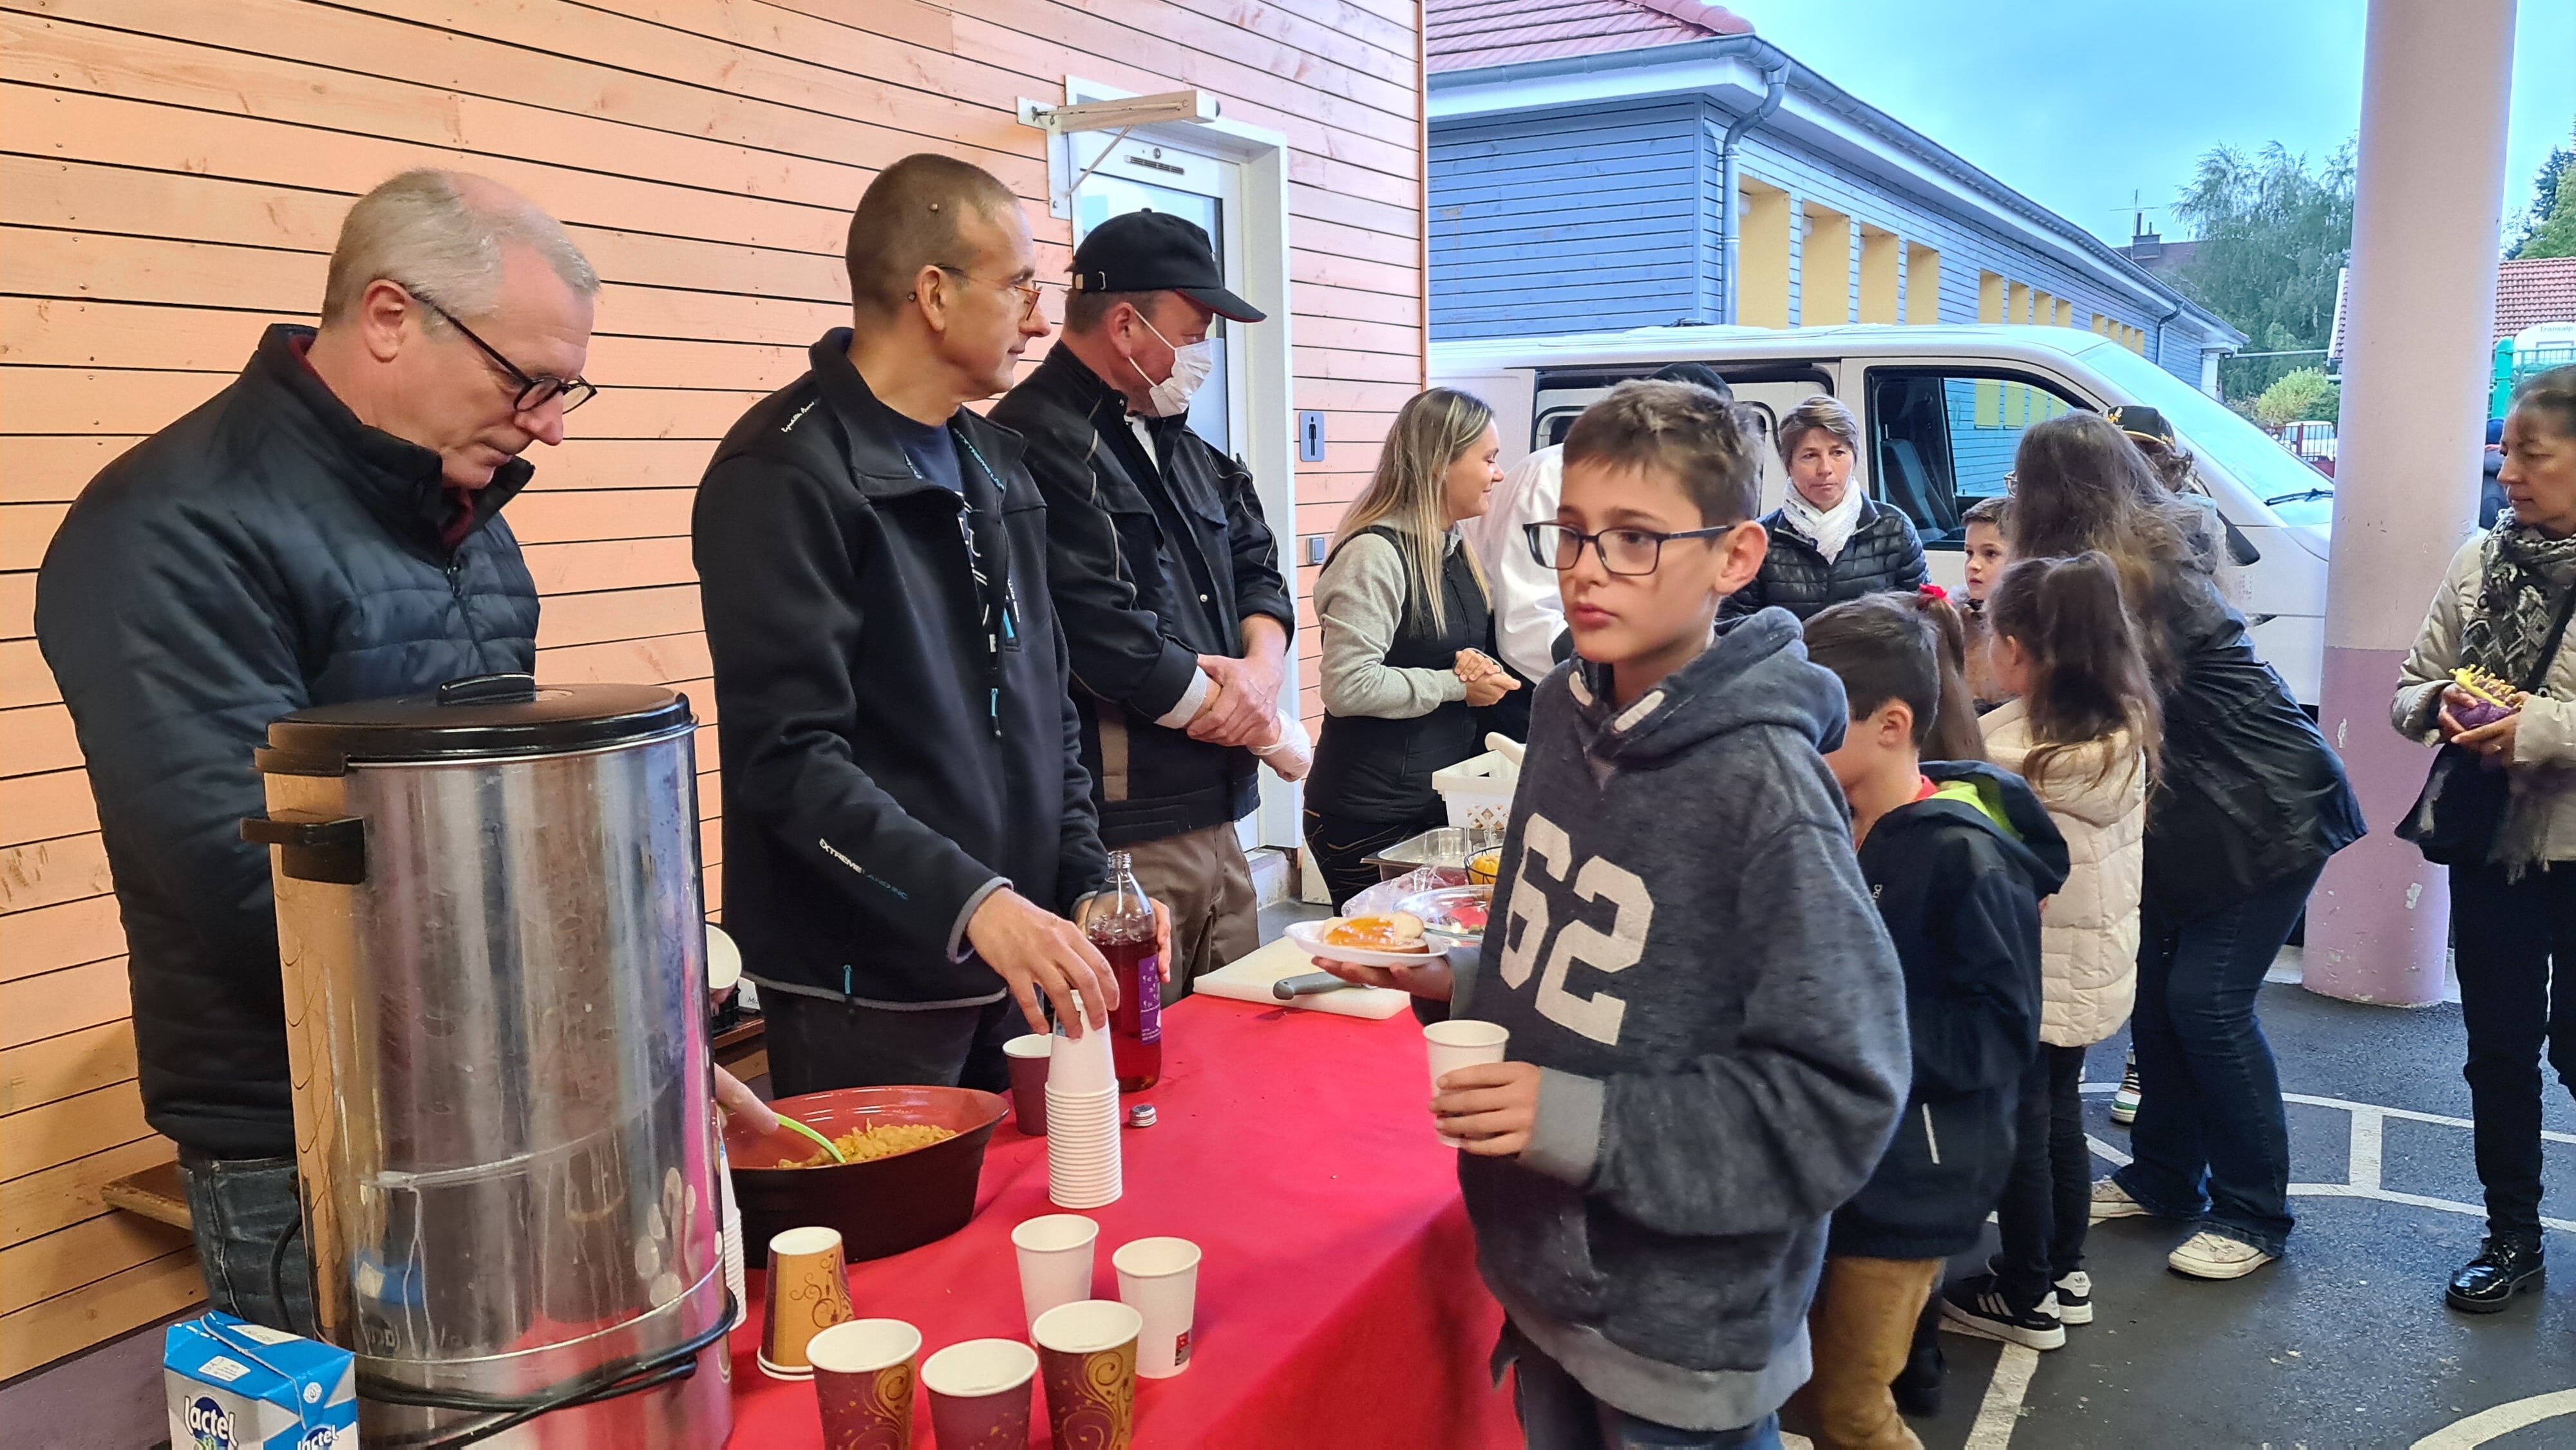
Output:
top-left (1892, 1339), bottom-right (1944, 1417)
top-left (2446, 1238), bottom-right (2544, 1313)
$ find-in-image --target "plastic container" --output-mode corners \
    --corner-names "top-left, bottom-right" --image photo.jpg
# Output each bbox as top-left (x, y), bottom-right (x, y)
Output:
top-left (1432, 749), bottom-right (1519, 834)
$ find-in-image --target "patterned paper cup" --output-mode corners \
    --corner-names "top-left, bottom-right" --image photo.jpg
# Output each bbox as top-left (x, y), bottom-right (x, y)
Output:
top-left (759, 1225), bottom-right (854, 1380)
top-left (809, 1318), bottom-right (921, 1449)
top-left (1031, 1299), bottom-right (1142, 1450)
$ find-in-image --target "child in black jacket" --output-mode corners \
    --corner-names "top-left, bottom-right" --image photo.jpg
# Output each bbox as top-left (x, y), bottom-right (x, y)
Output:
top-left (1790, 596), bottom-right (2068, 1449)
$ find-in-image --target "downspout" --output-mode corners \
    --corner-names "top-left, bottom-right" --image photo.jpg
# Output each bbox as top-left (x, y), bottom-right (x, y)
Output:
top-left (2152, 298), bottom-right (2183, 368)
top-left (1718, 62), bottom-right (1789, 325)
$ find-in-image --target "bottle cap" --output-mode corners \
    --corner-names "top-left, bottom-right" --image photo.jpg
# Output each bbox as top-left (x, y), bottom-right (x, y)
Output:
top-left (1126, 1104), bottom-right (1158, 1129)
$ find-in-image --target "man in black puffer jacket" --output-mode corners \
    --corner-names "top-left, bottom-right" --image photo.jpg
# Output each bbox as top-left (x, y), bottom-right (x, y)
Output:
top-left (1725, 395), bottom-right (1929, 621)
top-left (35, 171), bottom-right (597, 1334)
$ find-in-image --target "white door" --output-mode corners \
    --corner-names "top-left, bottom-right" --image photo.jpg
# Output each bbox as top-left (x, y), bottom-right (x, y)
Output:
top-left (1068, 134), bottom-right (1296, 851)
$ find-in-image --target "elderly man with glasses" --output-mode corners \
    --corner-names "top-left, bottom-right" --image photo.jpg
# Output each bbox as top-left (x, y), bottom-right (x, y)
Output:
top-left (34, 169), bottom-right (605, 1334)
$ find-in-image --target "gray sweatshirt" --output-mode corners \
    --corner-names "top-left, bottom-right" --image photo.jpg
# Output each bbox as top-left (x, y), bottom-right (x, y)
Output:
top-left (1454, 608), bottom-right (1911, 1429)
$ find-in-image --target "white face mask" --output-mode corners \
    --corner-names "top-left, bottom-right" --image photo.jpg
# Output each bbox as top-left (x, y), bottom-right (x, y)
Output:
top-left (1127, 314), bottom-right (1215, 419)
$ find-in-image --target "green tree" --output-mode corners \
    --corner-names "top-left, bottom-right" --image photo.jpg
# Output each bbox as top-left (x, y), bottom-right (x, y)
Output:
top-left (2169, 142), bottom-right (2354, 403)
top-left (2253, 368), bottom-right (2338, 430)
top-left (2513, 150), bottom-right (2575, 261)
top-left (2508, 132), bottom-right (2572, 259)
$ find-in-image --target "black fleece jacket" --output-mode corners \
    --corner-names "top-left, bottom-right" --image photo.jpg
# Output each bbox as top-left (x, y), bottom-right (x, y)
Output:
top-left (1832, 760), bottom-right (2069, 1260)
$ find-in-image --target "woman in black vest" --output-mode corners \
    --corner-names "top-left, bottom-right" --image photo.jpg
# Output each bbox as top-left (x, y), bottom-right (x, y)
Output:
top-left (1305, 389), bottom-right (1519, 909)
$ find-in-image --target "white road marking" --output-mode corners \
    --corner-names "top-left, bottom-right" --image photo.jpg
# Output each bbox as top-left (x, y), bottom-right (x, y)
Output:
top-left (1965, 1342), bottom-right (2040, 1449)
top-left (2086, 1133), bottom-right (2133, 1168)
top-left (2409, 1389), bottom-right (2576, 1448)
top-left (2346, 1107), bottom-right (2384, 1192)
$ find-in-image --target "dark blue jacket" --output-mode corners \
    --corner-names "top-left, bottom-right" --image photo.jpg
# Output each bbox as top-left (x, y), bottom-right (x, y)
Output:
top-left (35, 325), bottom-right (539, 1158)
top-left (1723, 498), bottom-right (1929, 623)
top-left (693, 332), bottom-right (1107, 1008)
top-left (1833, 761), bottom-right (2069, 1261)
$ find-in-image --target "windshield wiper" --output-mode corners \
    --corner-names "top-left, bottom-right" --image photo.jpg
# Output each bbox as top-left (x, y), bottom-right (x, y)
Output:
top-left (2263, 487), bottom-right (2334, 507)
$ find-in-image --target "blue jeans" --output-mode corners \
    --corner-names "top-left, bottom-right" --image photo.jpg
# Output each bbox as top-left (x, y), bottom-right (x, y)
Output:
top-left (176, 1149), bottom-right (316, 1336)
top-left (2114, 862), bottom-right (2322, 1256)
top-left (1509, 1334), bottom-right (1783, 1450)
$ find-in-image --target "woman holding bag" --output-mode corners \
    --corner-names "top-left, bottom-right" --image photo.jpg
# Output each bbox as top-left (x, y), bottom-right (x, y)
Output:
top-left (2391, 366), bottom-right (2576, 1314)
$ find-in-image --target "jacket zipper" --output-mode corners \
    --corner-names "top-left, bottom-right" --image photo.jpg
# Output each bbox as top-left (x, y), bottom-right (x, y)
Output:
top-left (1921, 1104), bottom-right (1942, 1165)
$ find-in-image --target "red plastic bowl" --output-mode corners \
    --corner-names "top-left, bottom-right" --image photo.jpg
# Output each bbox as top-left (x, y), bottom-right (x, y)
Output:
top-left (725, 1084), bottom-right (1008, 1262)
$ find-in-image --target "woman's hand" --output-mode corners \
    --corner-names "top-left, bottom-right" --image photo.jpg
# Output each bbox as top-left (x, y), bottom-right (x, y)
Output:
top-left (1463, 669), bottom-right (1521, 708)
top-left (713, 1065), bottom-right (777, 1135)
top-left (1311, 954), bottom-right (1455, 1001)
top-left (2455, 711), bottom-right (2521, 764)
top-left (2436, 684), bottom-right (2481, 741)
top-left (1433, 1060), bottom-right (1540, 1156)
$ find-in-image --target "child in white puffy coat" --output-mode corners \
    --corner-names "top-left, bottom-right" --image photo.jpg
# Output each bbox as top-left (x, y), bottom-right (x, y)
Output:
top-left (1941, 552), bottom-right (2156, 1348)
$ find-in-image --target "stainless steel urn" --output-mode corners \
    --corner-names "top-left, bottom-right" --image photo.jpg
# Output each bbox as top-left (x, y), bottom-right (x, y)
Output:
top-left (245, 675), bottom-right (731, 1447)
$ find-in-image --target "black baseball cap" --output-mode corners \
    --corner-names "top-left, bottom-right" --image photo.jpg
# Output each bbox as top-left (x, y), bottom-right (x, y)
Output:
top-left (1070, 211), bottom-right (1266, 323)
top-left (2107, 403), bottom-right (2176, 449)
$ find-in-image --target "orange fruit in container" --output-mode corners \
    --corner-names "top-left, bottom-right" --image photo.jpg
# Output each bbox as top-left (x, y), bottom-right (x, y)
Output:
top-left (1467, 849), bottom-right (1501, 886)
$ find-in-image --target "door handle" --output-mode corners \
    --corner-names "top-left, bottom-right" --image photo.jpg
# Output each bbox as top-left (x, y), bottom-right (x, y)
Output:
top-left (242, 814), bottom-right (367, 885)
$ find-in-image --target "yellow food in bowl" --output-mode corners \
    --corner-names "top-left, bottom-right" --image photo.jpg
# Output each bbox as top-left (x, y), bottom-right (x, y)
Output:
top-left (797, 1122), bottom-right (958, 1168)
top-left (1468, 849), bottom-right (1501, 885)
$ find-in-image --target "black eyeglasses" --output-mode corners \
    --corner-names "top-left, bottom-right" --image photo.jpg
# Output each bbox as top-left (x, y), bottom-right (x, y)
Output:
top-left (931, 264), bottom-right (1045, 319)
top-left (1526, 522), bottom-right (1735, 576)
top-left (402, 285), bottom-right (598, 415)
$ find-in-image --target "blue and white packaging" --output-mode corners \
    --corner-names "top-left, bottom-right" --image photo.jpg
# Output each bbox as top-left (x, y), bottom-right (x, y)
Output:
top-left (164, 1312), bottom-right (357, 1450)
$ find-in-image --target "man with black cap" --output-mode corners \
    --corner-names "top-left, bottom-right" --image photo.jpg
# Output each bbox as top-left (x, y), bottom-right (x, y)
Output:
top-left (993, 211), bottom-right (1295, 992)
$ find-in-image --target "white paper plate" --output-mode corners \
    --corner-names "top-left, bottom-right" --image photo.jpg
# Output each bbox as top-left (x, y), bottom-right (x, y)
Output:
top-left (1283, 918), bottom-right (1446, 969)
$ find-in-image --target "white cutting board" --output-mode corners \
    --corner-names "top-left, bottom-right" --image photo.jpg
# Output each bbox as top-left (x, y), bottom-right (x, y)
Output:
top-left (1193, 934), bottom-right (1415, 1020)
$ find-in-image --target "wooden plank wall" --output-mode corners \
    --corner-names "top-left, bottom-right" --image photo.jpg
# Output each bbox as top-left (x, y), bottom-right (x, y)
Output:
top-left (0, 0), bottom-right (1425, 1380)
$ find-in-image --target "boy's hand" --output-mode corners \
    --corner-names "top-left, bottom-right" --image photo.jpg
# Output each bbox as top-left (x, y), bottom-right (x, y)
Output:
top-left (1311, 954), bottom-right (1455, 1001)
top-left (1432, 1060), bottom-right (1540, 1156)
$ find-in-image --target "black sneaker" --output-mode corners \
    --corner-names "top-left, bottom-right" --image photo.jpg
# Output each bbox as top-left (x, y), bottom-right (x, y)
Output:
top-left (2110, 1048), bottom-right (2141, 1125)
top-left (2053, 1270), bottom-right (2093, 1325)
top-left (2446, 1238), bottom-right (2544, 1313)
top-left (1940, 1273), bottom-right (2067, 1350)
top-left (1891, 1339), bottom-right (1944, 1417)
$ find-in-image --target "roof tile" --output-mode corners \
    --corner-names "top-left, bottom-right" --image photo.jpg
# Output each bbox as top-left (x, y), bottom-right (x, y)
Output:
top-left (1428, 0), bottom-right (1752, 74)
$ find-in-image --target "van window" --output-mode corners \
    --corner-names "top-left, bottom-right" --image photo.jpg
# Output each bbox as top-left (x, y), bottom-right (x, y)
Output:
top-left (1866, 370), bottom-right (2084, 545)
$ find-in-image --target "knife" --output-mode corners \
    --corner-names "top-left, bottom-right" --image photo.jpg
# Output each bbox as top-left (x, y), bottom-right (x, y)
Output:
top-left (1272, 972), bottom-right (1359, 1001)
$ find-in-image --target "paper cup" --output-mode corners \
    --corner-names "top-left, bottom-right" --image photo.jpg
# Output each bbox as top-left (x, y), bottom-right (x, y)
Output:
top-left (1423, 1020), bottom-right (1511, 1149)
top-left (1006, 1033), bottom-right (1053, 1135)
top-left (922, 1338), bottom-right (1039, 1450)
top-left (1012, 1215), bottom-right (1099, 1331)
top-left (1112, 1236), bottom-right (1202, 1379)
top-left (759, 1226), bottom-right (853, 1380)
top-left (1031, 1300), bottom-right (1142, 1450)
top-left (810, 1318), bottom-right (921, 1450)
top-left (1050, 1021), bottom-right (1115, 1095)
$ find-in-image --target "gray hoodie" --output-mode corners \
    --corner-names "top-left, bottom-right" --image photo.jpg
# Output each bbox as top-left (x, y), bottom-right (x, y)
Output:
top-left (1454, 608), bottom-right (1910, 1429)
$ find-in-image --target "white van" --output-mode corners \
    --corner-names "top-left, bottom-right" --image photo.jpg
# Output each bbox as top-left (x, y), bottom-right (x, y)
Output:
top-left (1432, 324), bottom-right (2335, 704)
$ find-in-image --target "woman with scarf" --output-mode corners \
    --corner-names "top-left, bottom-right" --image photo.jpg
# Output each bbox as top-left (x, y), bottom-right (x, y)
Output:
top-left (1723, 394), bottom-right (1928, 621)
top-left (2391, 365), bottom-right (2576, 1314)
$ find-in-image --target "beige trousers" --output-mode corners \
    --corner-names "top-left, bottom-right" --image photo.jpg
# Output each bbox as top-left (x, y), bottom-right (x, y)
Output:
top-left (1782, 1255), bottom-right (1941, 1450)
top-left (1121, 822), bottom-right (1259, 995)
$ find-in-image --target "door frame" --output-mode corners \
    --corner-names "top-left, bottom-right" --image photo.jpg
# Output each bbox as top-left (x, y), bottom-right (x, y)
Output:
top-left (1023, 80), bottom-right (1303, 852)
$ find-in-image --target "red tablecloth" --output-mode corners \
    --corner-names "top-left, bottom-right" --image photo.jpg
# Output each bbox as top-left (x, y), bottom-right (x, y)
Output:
top-left (726, 995), bottom-right (1522, 1448)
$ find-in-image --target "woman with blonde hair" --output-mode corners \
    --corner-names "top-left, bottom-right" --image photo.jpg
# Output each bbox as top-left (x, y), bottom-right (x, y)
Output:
top-left (1304, 388), bottom-right (1517, 907)
top-left (1723, 393), bottom-right (1929, 621)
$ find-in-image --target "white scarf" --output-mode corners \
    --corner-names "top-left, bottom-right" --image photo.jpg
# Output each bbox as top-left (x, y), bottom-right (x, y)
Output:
top-left (1781, 482), bottom-right (1866, 563)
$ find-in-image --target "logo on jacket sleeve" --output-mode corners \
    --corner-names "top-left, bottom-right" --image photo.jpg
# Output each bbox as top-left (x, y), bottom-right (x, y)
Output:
top-left (1496, 814), bottom-right (1654, 1046)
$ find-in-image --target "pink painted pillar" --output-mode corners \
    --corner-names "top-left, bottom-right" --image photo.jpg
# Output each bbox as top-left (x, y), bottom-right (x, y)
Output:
top-left (2306, 0), bottom-right (2517, 1004)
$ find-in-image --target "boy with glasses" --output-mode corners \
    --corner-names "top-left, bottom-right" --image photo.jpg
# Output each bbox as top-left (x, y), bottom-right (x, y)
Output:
top-left (1329, 380), bottom-right (1909, 1448)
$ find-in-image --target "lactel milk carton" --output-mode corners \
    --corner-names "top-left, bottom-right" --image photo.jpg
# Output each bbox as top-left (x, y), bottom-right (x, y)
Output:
top-left (164, 1313), bottom-right (357, 1450)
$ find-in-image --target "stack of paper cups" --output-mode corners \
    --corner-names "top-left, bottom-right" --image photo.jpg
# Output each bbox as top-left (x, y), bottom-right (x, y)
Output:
top-left (1046, 1024), bottom-right (1122, 1209)
top-left (717, 1133), bottom-right (747, 1330)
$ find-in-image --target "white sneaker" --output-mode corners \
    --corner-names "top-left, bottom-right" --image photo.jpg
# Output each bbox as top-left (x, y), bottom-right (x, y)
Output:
top-left (2088, 1178), bottom-right (2153, 1223)
top-left (2168, 1231), bottom-right (2277, 1280)
top-left (2053, 1270), bottom-right (2094, 1325)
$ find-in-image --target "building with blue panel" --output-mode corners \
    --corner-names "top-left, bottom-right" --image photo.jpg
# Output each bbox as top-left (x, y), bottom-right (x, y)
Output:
top-left (1426, 1), bottom-right (2244, 390)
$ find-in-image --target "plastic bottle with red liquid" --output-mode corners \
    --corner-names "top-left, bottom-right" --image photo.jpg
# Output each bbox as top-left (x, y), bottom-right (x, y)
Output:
top-left (1090, 851), bottom-right (1162, 1092)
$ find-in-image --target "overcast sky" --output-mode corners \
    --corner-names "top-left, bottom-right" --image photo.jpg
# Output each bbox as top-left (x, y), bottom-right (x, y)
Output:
top-left (1721, 0), bottom-right (2576, 249)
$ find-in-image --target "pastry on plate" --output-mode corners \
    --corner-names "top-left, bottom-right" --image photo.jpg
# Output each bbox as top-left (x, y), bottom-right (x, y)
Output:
top-left (1323, 912), bottom-right (1430, 954)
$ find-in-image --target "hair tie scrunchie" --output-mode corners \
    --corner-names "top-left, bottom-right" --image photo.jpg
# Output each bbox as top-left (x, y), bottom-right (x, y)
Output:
top-left (1917, 583), bottom-right (1951, 603)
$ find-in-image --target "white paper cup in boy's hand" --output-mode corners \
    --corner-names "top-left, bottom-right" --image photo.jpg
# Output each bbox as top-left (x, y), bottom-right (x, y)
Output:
top-left (1422, 1020), bottom-right (1510, 1149)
